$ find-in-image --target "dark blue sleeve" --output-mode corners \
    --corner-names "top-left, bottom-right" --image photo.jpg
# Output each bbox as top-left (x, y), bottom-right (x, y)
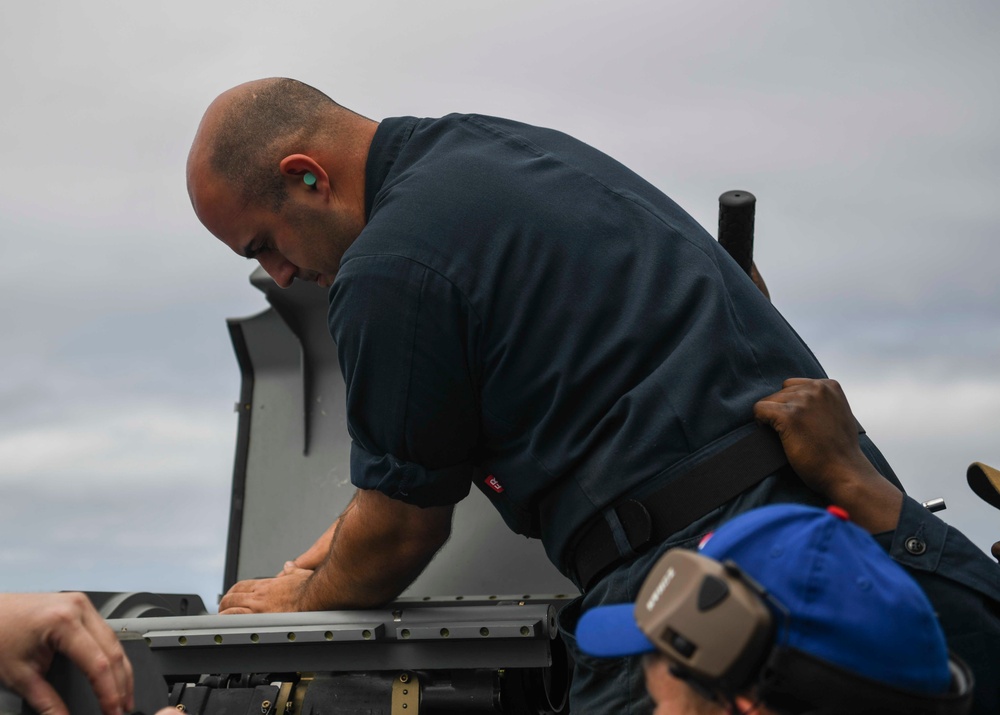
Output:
top-left (876, 496), bottom-right (1000, 714)
top-left (328, 254), bottom-right (480, 507)
top-left (878, 496), bottom-right (1000, 600)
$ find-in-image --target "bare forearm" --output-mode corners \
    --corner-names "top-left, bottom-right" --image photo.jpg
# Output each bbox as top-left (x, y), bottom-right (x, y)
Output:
top-left (303, 520), bottom-right (443, 609)
top-left (220, 489), bottom-right (454, 614)
top-left (816, 461), bottom-right (904, 534)
top-left (286, 495), bottom-right (357, 573)
top-left (299, 490), bottom-right (453, 610)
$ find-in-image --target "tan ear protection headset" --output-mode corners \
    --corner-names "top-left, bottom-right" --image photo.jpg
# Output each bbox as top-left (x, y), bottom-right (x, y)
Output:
top-left (635, 549), bottom-right (775, 691)
top-left (634, 549), bottom-right (974, 715)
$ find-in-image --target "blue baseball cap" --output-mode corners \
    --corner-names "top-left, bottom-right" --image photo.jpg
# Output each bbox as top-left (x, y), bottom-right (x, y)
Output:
top-left (576, 503), bottom-right (952, 696)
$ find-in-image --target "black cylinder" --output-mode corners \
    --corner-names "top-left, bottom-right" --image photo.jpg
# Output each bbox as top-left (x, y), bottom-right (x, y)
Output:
top-left (717, 190), bottom-right (756, 276)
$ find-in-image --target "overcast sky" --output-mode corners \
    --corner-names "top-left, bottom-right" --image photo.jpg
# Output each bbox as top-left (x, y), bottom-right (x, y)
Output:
top-left (1, 1), bottom-right (998, 610)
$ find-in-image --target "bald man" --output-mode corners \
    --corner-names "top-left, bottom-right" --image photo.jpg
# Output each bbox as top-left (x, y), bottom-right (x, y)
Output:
top-left (187, 78), bottom-right (905, 711)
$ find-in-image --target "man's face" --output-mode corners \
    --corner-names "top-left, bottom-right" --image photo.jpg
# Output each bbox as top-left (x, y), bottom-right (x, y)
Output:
top-left (190, 166), bottom-right (363, 289)
top-left (643, 656), bottom-right (727, 715)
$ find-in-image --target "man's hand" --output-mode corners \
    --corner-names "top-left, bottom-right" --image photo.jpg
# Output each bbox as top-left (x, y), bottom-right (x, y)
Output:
top-left (221, 489), bottom-right (454, 615)
top-left (0, 592), bottom-right (133, 715)
top-left (749, 261), bottom-right (770, 301)
top-left (219, 567), bottom-right (315, 615)
top-left (753, 378), bottom-right (871, 490)
top-left (754, 378), bottom-right (903, 533)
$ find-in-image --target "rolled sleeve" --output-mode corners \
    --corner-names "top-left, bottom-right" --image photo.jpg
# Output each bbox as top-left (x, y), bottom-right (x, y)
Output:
top-left (876, 496), bottom-right (1000, 601)
top-left (330, 253), bottom-right (481, 509)
top-left (351, 441), bottom-right (472, 506)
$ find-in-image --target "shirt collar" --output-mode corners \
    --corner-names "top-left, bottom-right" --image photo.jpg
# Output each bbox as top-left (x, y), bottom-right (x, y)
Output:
top-left (364, 116), bottom-right (419, 221)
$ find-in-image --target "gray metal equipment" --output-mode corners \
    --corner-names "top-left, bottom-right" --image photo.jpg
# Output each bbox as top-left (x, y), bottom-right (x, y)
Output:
top-left (4, 268), bottom-right (576, 715)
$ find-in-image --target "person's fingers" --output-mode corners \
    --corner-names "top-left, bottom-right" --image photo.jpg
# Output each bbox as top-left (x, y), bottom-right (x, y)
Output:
top-left (219, 606), bottom-right (255, 615)
top-left (753, 395), bottom-right (795, 424)
top-left (50, 619), bottom-right (126, 715)
top-left (80, 604), bottom-right (133, 712)
top-left (756, 380), bottom-right (814, 409)
top-left (781, 377), bottom-right (814, 389)
top-left (219, 582), bottom-right (263, 613)
top-left (11, 668), bottom-right (71, 715)
top-left (225, 578), bottom-right (260, 593)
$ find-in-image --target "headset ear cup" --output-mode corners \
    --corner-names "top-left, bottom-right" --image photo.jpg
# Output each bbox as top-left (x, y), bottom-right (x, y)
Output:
top-left (634, 550), bottom-right (775, 690)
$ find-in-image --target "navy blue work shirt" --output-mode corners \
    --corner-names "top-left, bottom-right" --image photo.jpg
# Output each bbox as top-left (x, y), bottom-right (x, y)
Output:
top-left (328, 114), bottom-right (827, 575)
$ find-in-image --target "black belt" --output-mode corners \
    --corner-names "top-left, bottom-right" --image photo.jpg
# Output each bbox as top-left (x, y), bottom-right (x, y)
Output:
top-left (569, 423), bottom-right (789, 591)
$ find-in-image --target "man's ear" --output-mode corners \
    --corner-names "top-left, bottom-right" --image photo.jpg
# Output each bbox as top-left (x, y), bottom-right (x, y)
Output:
top-left (732, 694), bottom-right (760, 714)
top-left (280, 154), bottom-right (328, 189)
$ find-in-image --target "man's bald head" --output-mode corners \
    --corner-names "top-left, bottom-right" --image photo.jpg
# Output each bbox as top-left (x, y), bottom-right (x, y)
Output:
top-left (188, 78), bottom-right (359, 212)
top-left (188, 79), bottom-right (378, 289)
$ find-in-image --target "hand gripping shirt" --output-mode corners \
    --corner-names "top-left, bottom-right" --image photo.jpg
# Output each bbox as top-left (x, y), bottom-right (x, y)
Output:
top-left (328, 114), bottom-right (830, 575)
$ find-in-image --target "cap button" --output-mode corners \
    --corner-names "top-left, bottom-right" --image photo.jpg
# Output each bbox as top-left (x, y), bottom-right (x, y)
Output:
top-left (826, 505), bottom-right (850, 521)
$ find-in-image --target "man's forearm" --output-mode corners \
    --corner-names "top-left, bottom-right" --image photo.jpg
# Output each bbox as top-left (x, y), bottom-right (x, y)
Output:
top-left (299, 488), bottom-right (454, 610)
top-left (285, 495), bottom-right (357, 573)
top-left (219, 488), bottom-right (455, 614)
top-left (818, 461), bottom-right (904, 534)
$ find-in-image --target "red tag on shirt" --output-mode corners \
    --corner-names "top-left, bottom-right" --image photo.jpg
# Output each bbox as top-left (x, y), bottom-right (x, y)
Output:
top-left (485, 474), bottom-right (504, 493)
top-left (698, 531), bottom-right (715, 550)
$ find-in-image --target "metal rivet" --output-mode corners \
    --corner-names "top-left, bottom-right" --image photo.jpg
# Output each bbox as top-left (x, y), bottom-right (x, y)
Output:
top-left (261, 701), bottom-right (272, 713)
top-left (178, 636), bottom-right (187, 645)
top-left (401, 629), bottom-right (411, 639)
top-left (325, 631), bottom-right (334, 641)
top-left (400, 673), bottom-right (409, 683)
top-left (363, 629), bottom-right (372, 639)
top-left (214, 635), bottom-right (223, 644)
top-left (480, 627), bottom-right (490, 637)
top-left (287, 632), bottom-right (296, 641)
top-left (520, 626), bottom-right (530, 636)
top-left (250, 633), bottom-right (259, 643)
top-left (440, 628), bottom-right (450, 638)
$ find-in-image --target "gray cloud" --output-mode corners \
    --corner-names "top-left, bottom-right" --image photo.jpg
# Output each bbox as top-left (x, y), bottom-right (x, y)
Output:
top-left (1, 0), bottom-right (998, 599)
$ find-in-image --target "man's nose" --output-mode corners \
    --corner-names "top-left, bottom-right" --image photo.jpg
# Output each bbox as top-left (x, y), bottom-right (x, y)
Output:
top-left (258, 254), bottom-right (297, 289)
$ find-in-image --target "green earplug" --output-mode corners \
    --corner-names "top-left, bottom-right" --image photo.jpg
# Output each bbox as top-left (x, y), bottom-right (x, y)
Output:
top-left (303, 172), bottom-right (317, 187)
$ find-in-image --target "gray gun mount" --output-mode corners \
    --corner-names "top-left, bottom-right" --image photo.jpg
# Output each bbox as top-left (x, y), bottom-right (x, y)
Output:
top-left (3, 269), bottom-right (576, 715)
top-left (106, 599), bottom-right (570, 714)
